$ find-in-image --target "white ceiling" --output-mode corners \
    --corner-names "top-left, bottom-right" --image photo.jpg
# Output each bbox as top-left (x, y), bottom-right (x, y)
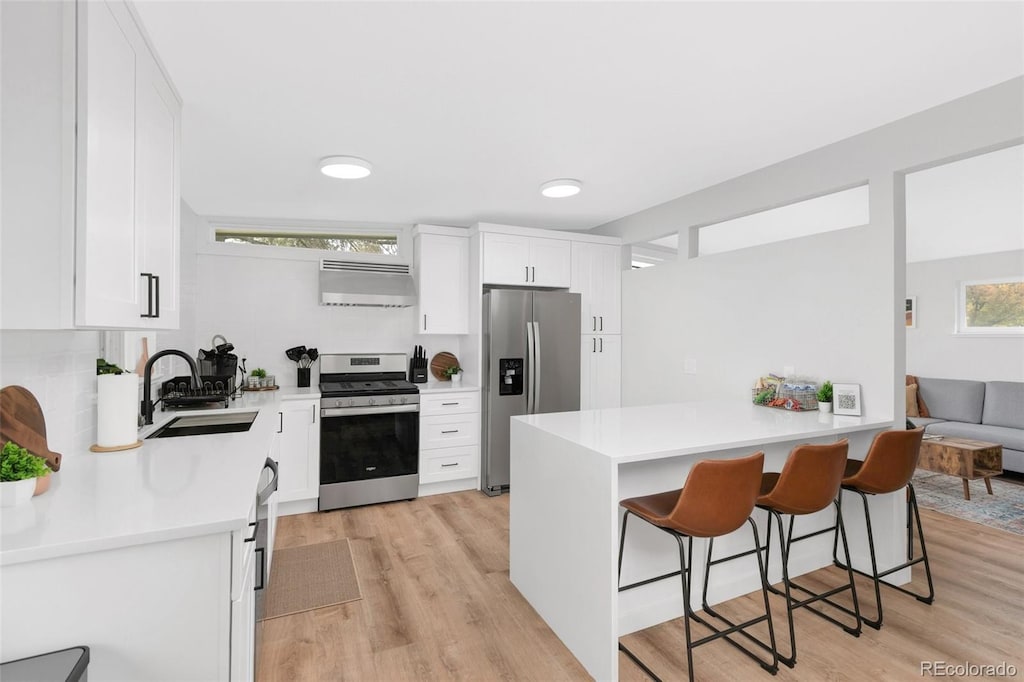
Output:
top-left (134, 1), bottom-right (1024, 231)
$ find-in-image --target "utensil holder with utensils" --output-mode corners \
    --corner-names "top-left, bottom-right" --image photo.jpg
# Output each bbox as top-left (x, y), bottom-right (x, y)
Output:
top-left (297, 367), bottom-right (311, 388)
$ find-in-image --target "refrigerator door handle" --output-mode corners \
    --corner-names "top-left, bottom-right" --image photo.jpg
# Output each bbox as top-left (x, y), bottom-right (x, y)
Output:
top-left (526, 321), bottom-right (536, 414)
top-left (533, 321), bottom-right (541, 410)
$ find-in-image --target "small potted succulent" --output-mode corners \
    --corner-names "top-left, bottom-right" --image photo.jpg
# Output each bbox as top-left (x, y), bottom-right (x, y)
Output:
top-left (817, 381), bottom-right (834, 413)
top-left (1, 441), bottom-right (53, 507)
top-left (445, 365), bottom-right (463, 386)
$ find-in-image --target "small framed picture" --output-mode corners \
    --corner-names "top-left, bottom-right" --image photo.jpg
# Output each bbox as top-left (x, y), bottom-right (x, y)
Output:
top-left (905, 297), bottom-right (916, 328)
top-left (833, 383), bottom-right (862, 416)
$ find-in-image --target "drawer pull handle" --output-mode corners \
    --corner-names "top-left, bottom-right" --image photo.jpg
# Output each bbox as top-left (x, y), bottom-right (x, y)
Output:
top-left (441, 402), bottom-right (460, 406)
top-left (441, 463), bottom-right (459, 468)
top-left (441, 429), bottom-right (459, 434)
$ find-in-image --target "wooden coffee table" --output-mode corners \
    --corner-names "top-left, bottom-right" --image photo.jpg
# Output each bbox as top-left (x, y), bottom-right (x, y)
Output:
top-left (917, 436), bottom-right (1003, 500)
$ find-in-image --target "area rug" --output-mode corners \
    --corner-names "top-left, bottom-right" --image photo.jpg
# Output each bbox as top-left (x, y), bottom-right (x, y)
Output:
top-left (260, 539), bottom-right (362, 620)
top-left (912, 470), bottom-right (1024, 536)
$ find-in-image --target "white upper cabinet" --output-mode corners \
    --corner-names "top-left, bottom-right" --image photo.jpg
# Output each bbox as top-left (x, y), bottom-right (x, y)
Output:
top-left (415, 230), bottom-right (469, 334)
top-left (571, 242), bottom-right (622, 334)
top-left (1, 1), bottom-right (181, 330)
top-left (482, 232), bottom-right (570, 287)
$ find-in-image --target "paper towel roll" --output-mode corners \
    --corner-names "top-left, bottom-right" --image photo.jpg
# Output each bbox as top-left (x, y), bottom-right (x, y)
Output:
top-left (97, 373), bottom-right (140, 447)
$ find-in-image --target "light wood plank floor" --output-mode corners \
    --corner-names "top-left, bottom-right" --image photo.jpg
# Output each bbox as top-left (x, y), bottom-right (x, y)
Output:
top-left (258, 491), bottom-right (1024, 681)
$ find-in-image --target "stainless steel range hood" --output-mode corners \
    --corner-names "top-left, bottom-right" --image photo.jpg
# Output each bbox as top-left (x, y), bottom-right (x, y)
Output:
top-left (319, 259), bottom-right (417, 308)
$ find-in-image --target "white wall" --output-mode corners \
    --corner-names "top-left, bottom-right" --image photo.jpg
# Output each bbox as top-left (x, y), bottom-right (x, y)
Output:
top-left (596, 77), bottom-right (1024, 418)
top-left (907, 250), bottom-right (1024, 381)
top-left (189, 215), bottom-right (460, 386)
top-left (622, 225), bottom-right (890, 408)
top-left (0, 331), bottom-right (100, 454)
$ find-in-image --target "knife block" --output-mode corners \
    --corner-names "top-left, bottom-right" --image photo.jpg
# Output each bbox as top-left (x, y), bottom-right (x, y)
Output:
top-left (409, 358), bottom-right (428, 383)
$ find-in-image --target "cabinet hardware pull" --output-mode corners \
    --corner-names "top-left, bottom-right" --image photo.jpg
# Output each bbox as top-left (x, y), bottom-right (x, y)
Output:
top-left (599, 316), bottom-right (603, 331)
top-left (423, 314), bottom-right (427, 331)
top-left (441, 463), bottom-right (459, 468)
top-left (525, 266), bottom-right (529, 282)
top-left (278, 412), bottom-right (283, 433)
top-left (244, 520), bottom-right (258, 543)
top-left (592, 338), bottom-right (596, 353)
top-left (441, 429), bottom-right (459, 434)
top-left (592, 316), bottom-right (596, 332)
top-left (153, 274), bottom-right (160, 318)
top-left (312, 405), bottom-right (316, 424)
top-left (140, 273), bottom-right (155, 318)
top-left (254, 547), bottom-right (266, 590)
top-left (600, 337), bottom-right (604, 353)
top-left (441, 402), bottom-right (459, 406)
top-left (531, 266), bottom-right (535, 282)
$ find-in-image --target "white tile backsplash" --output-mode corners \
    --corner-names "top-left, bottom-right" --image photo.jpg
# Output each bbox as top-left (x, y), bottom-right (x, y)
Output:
top-left (0, 330), bottom-right (101, 455)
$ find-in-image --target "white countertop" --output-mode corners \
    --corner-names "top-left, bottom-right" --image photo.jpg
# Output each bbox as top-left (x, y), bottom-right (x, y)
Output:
top-left (0, 389), bottom-right (308, 567)
top-left (513, 400), bottom-right (894, 464)
top-left (417, 380), bottom-right (480, 393)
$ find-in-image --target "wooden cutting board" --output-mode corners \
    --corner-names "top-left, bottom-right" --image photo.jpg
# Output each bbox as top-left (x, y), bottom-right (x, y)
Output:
top-left (429, 352), bottom-right (459, 381)
top-left (0, 385), bottom-right (62, 471)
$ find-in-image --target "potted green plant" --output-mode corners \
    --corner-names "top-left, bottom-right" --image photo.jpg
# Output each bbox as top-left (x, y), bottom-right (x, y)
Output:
top-left (1, 441), bottom-right (52, 507)
top-left (817, 381), bottom-right (834, 413)
top-left (445, 365), bottom-right (463, 386)
top-left (249, 368), bottom-right (266, 389)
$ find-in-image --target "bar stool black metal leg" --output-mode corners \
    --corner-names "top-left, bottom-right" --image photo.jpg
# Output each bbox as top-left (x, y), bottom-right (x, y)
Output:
top-left (680, 534), bottom-right (696, 682)
top-left (907, 483), bottom-right (935, 604)
top-left (618, 511), bottom-right (630, 584)
top-left (769, 509), bottom-right (797, 667)
top-left (832, 499), bottom-right (863, 635)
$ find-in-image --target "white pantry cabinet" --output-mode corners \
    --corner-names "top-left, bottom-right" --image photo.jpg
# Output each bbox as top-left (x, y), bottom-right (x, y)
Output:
top-left (580, 335), bottom-right (622, 410)
top-left (571, 242), bottom-right (622, 334)
top-left (482, 233), bottom-right (571, 287)
top-left (414, 229), bottom-right (469, 334)
top-left (275, 399), bottom-right (320, 503)
top-left (0, 0), bottom-right (181, 330)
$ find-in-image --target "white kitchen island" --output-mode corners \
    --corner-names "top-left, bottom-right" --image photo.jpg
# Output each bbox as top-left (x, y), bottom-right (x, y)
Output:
top-left (509, 400), bottom-right (898, 681)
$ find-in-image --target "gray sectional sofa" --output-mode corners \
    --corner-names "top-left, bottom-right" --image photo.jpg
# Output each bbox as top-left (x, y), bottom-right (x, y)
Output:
top-left (911, 377), bottom-right (1024, 474)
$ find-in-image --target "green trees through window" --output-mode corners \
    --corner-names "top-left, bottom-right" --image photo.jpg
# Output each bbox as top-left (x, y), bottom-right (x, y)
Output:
top-left (215, 230), bottom-right (398, 255)
top-left (964, 280), bottom-right (1024, 329)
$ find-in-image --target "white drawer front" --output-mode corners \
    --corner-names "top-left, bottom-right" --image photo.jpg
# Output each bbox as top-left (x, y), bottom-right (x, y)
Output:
top-left (420, 414), bottom-right (479, 450)
top-left (420, 446), bottom-right (479, 483)
top-left (421, 392), bottom-right (480, 417)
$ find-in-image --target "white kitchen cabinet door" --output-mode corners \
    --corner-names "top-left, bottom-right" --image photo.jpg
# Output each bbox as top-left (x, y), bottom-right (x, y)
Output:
top-left (229, 542), bottom-right (256, 682)
top-left (276, 400), bottom-right (319, 503)
top-left (415, 233), bottom-right (469, 334)
top-left (134, 48), bottom-right (181, 330)
top-left (571, 242), bottom-right (621, 334)
top-left (75, 0), bottom-right (141, 327)
top-left (580, 335), bottom-right (622, 410)
top-left (482, 232), bottom-right (532, 285)
top-left (529, 237), bottom-right (572, 288)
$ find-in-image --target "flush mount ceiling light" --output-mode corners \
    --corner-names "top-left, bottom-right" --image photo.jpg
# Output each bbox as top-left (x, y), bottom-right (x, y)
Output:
top-left (319, 156), bottom-right (373, 179)
top-left (540, 178), bottom-right (582, 198)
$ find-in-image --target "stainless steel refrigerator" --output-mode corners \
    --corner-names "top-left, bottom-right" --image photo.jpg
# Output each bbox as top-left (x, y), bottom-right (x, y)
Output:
top-left (481, 289), bottom-right (581, 496)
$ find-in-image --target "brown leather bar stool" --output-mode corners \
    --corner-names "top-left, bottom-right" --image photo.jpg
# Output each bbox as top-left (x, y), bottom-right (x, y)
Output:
top-left (832, 427), bottom-right (933, 629)
top-left (706, 440), bottom-right (862, 669)
top-left (617, 452), bottom-right (778, 682)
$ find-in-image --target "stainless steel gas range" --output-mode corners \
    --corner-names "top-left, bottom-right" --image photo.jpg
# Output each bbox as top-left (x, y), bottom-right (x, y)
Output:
top-left (318, 353), bottom-right (420, 511)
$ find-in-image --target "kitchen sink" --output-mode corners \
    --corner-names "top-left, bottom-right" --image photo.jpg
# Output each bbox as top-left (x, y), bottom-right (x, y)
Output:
top-left (146, 411), bottom-right (259, 439)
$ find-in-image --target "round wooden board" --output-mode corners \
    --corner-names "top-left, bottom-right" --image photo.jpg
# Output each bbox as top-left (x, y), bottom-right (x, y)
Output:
top-left (430, 352), bottom-right (459, 381)
top-left (242, 385), bottom-right (280, 392)
top-left (90, 440), bottom-right (143, 453)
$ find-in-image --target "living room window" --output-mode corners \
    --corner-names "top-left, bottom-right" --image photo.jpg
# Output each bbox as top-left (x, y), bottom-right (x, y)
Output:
top-left (957, 278), bottom-right (1024, 334)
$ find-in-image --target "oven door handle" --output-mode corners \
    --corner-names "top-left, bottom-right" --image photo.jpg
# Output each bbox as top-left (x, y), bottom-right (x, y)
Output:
top-left (320, 404), bottom-right (420, 418)
top-left (257, 457), bottom-right (279, 506)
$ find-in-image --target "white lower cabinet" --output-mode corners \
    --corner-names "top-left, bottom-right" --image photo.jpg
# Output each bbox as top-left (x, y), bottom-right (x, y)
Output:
top-left (275, 399), bottom-right (319, 503)
top-left (580, 335), bottom-right (622, 410)
top-left (419, 390), bottom-right (480, 491)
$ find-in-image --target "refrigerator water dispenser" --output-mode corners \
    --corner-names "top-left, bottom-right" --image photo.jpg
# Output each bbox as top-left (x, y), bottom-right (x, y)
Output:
top-left (499, 358), bottom-right (524, 396)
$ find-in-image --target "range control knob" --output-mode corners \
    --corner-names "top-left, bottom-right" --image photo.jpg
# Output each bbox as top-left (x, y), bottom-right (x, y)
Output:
top-left (334, 399), bottom-right (342, 409)
top-left (367, 398), bottom-right (376, 406)
top-left (399, 396), bottom-right (408, 404)
top-left (388, 397), bottom-right (396, 405)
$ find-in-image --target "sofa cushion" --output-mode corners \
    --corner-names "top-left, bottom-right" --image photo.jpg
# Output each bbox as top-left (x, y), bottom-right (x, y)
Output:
top-left (909, 417), bottom-right (947, 427)
top-left (982, 381), bottom-right (1024, 430)
top-left (916, 378), bottom-right (985, 424)
top-left (924, 422), bottom-right (1024, 453)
